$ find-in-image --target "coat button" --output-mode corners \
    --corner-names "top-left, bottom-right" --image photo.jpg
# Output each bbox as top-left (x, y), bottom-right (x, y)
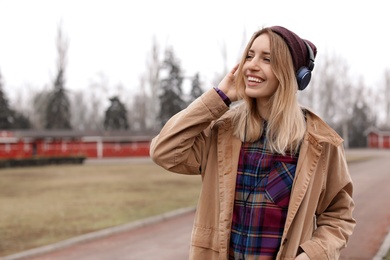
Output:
top-left (282, 238), bottom-right (288, 245)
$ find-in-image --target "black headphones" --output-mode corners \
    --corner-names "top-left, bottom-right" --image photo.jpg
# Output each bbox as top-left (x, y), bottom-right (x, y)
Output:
top-left (296, 41), bottom-right (315, 91)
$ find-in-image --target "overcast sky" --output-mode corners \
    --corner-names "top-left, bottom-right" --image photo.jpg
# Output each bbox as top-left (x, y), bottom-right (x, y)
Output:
top-left (0, 0), bottom-right (389, 102)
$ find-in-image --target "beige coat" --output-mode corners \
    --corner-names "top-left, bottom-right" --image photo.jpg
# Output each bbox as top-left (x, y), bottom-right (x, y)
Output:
top-left (150, 89), bottom-right (356, 260)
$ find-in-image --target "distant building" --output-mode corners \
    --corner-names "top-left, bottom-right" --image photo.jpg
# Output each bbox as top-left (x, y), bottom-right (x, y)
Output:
top-left (365, 127), bottom-right (390, 149)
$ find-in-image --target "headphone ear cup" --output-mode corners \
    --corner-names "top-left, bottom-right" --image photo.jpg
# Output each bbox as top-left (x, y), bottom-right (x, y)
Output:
top-left (296, 67), bottom-right (312, 91)
top-left (296, 40), bottom-right (315, 91)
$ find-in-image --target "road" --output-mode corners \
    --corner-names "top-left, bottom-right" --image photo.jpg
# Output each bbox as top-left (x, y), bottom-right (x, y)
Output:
top-left (9, 149), bottom-right (390, 260)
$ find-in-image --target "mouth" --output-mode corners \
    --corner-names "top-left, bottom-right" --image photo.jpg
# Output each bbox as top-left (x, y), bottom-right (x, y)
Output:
top-left (247, 76), bottom-right (264, 84)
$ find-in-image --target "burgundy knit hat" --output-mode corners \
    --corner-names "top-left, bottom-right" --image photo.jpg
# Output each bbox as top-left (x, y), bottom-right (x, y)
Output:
top-left (269, 26), bottom-right (317, 74)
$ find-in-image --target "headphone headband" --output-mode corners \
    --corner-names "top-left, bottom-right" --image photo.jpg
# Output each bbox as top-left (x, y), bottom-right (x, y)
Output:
top-left (304, 41), bottom-right (315, 71)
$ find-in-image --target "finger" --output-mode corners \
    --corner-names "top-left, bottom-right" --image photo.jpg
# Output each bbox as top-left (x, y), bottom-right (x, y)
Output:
top-left (230, 63), bottom-right (240, 75)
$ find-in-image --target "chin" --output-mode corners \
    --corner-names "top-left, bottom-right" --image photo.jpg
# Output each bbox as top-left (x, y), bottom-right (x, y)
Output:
top-left (245, 88), bottom-right (261, 98)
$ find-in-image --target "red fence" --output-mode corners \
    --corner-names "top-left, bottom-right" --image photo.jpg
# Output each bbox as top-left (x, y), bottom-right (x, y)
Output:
top-left (0, 139), bottom-right (151, 160)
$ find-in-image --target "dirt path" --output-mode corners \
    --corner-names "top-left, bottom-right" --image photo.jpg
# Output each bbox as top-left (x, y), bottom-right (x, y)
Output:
top-left (11, 149), bottom-right (390, 260)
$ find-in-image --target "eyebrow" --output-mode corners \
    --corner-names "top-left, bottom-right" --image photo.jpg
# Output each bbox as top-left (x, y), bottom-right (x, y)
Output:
top-left (248, 49), bottom-right (271, 55)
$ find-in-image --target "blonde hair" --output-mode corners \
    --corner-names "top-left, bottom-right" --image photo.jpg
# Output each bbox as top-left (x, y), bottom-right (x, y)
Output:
top-left (232, 27), bottom-right (306, 155)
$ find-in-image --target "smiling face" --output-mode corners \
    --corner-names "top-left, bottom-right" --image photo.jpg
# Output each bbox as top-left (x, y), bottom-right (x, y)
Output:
top-left (243, 33), bottom-right (279, 103)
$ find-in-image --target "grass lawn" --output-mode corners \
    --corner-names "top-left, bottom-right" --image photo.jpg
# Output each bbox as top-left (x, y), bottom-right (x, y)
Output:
top-left (0, 160), bottom-right (201, 257)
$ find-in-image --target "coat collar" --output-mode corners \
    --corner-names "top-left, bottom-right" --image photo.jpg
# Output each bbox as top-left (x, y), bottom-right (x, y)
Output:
top-left (304, 108), bottom-right (344, 147)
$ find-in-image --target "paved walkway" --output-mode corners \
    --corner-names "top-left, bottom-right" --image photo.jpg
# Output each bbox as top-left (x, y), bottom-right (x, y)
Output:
top-left (27, 209), bottom-right (194, 260)
top-left (3, 149), bottom-right (390, 260)
top-left (340, 149), bottom-right (390, 259)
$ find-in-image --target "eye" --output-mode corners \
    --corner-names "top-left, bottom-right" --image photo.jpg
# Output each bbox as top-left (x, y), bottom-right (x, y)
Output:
top-left (246, 50), bottom-right (255, 60)
top-left (246, 54), bottom-right (254, 60)
top-left (263, 57), bottom-right (271, 63)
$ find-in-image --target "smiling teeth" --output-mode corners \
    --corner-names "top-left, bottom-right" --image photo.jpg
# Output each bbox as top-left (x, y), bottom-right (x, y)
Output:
top-left (248, 76), bottom-right (263, 83)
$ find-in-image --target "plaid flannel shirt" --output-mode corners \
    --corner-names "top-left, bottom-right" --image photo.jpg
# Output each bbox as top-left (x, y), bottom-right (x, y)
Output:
top-left (229, 133), bottom-right (299, 259)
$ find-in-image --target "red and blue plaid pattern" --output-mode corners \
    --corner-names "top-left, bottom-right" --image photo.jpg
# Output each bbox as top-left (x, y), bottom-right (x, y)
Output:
top-left (229, 134), bottom-right (299, 259)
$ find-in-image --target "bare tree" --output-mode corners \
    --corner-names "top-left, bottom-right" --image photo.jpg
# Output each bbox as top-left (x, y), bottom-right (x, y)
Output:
top-left (85, 72), bottom-right (110, 131)
top-left (300, 51), bottom-right (354, 124)
top-left (298, 50), bottom-right (359, 147)
top-left (70, 90), bottom-right (90, 130)
top-left (212, 40), bottom-right (229, 88)
top-left (130, 75), bottom-right (148, 131)
top-left (10, 84), bottom-right (33, 123)
top-left (145, 36), bottom-right (161, 130)
top-left (383, 69), bottom-right (390, 128)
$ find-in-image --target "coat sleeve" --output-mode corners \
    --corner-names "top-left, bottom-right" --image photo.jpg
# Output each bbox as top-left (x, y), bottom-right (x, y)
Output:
top-left (149, 88), bottom-right (229, 175)
top-left (300, 144), bottom-right (356, 259)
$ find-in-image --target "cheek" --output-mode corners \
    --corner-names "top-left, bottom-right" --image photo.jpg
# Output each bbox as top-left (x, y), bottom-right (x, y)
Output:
top-left (270, 83), bottom-right (279, 96)
top-left (242, 65), bottom-right (249, 75)
top-left (271, 77), bottom-right (279, 88)
top-left (268, 71), bottom-right (279, 88)
top-left (269, 79), bottom-right (279, 93)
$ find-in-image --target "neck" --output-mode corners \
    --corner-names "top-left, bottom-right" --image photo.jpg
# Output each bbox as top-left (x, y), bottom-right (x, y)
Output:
top-left (256, 99), bottom-right (270, 120)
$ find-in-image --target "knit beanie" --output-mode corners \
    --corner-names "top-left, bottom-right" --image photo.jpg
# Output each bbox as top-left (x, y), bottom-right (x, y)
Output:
top-left (269, 26), bottom-right (317, 74)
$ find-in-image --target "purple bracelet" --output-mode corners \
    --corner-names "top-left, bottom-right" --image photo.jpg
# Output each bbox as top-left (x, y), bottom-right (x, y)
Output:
top-left (214, 88), bottom-right (232, 106)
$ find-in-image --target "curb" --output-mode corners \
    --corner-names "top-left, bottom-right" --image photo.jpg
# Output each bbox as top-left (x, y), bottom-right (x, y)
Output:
top-left (373, 228), bottom-right (390, 260)
top-left (1, 206), bottom-right (196, 260)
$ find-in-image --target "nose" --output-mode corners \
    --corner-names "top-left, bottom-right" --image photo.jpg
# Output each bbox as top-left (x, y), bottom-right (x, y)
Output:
top-left (247, 57), bottom-right (261, 71)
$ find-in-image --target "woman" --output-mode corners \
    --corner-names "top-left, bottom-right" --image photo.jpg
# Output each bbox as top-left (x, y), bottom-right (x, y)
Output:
top-left (150, 25), bottom-right (355, 260)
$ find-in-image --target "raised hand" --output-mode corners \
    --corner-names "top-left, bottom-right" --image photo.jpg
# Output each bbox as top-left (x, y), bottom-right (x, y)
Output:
top-left (217, 63), bottom-right (240, 102)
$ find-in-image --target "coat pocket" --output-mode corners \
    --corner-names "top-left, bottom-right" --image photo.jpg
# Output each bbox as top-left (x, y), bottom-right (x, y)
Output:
top-left (264, 161), bottom-right (296, 208)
